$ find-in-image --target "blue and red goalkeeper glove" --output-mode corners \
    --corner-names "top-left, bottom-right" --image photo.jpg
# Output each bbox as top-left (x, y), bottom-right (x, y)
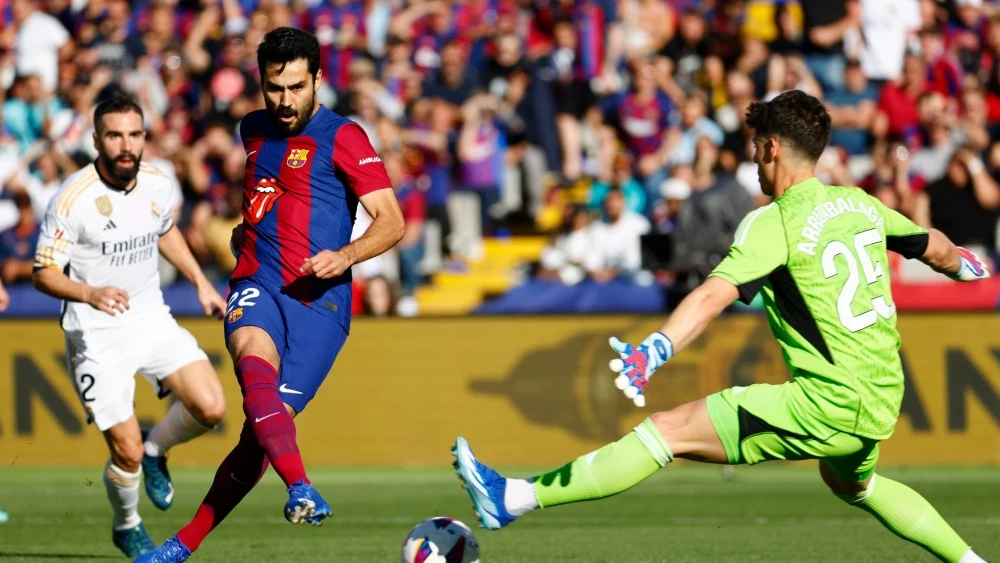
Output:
top-left (949, 247), bottom-right (991, 282)
top-left (608, 332), bottom-right (674, 407)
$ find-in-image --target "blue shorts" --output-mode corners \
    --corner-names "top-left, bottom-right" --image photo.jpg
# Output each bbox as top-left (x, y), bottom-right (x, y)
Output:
top-left (224, 277), bottom-right (348, 413)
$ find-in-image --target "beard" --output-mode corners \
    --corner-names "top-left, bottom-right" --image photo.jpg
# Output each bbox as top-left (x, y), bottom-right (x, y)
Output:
top-left (268, 94), bottom-right (316, 136)
top-left (100, 151), bottom-right (142, 186)
top-left (757, 167), bottom-right (773, 196)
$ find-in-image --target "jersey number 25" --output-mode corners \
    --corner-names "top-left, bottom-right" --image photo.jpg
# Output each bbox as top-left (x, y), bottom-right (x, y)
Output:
top-left (822, 229), bottom-right (896, 333)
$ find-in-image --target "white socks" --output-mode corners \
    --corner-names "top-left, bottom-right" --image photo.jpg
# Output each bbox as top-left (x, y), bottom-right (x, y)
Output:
top-left (104, 460), bottom-right (142, 531)
top-left (504, 478), bottom-right (539, 516)
top-left (958, 549), bottom-right (988, 563)
top-left (144, 401), bottom-right (212, 458)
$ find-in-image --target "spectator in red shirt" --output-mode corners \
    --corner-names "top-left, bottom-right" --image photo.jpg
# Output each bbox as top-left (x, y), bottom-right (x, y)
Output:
top-left (875, 53), bottom-right (928, 146)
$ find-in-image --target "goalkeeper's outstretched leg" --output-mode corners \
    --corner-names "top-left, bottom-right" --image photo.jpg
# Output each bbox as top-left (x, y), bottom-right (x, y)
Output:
top-left (452, 398), bottom-right (726, 530)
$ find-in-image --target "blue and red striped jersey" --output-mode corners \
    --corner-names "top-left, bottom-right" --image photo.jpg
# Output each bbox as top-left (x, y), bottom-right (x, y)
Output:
top-left (234, 106), bottom-right (391, 330)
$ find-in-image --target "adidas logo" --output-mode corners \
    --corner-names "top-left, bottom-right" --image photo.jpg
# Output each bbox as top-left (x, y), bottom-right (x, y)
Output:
top-left (103, 220), bottom-right (117, 231)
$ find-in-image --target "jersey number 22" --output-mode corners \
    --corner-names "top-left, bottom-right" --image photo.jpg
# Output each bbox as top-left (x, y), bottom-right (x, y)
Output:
top-left (822, 229), bottom-right (895, 332)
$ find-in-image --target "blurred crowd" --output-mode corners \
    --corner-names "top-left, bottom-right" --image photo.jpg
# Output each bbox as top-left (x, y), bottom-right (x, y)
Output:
top-left (3, 0), bottom-right (1000, 315)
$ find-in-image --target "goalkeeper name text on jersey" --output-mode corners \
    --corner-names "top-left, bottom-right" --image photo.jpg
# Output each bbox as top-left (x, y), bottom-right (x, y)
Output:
top-left (708, 178), bottom-right (930, 440)
top-left (34, 161), bottom-right (177, 332)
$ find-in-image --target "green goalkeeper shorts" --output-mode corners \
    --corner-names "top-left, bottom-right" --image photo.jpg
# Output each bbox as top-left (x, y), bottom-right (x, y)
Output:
top-left (705, 382), bottom-right (879, 483)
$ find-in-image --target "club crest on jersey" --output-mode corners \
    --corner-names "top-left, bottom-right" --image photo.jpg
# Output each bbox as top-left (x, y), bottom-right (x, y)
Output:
top-left (95, 196), bottom-right (113, 216)
top-left (246, 177), bottom-right (284, 224)
top-left (151, 201), bottom-right (161, 219)
top-left (286, 148), bottom-right (310, 168)
top-left (228, 307), bottom-right (243, 323)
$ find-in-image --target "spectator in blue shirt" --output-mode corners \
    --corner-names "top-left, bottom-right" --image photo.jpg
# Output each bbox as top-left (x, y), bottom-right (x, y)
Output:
top-left (590, 151), bottom-right (647, 216)
top-left (826, 59), bottom-right (881, 156)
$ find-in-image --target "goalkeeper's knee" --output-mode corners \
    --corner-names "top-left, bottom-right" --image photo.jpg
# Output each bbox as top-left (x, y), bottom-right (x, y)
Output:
top-left (833, 474), bottom-right (877, 505)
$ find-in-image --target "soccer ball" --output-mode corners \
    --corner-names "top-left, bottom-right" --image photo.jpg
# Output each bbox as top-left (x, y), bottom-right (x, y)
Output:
top-left (400, 517), bottom-right (481, 563)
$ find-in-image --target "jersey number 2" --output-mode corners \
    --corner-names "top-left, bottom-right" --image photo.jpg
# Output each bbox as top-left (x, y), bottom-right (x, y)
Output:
top-left (822, 229), bottom-right (895, 332)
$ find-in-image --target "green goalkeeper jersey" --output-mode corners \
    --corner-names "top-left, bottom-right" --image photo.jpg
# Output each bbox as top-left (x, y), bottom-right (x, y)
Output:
top-left (708, 178), bottom-right (929, 440)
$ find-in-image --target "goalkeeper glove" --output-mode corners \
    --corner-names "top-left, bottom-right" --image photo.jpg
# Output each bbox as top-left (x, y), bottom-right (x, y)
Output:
top-left (949, 247), bottom-right (991, 282)
top-left (608, 332), bottom-right (674, 407)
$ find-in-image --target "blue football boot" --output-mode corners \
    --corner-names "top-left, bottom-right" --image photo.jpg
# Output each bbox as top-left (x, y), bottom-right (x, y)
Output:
top-left (284, 480), bottom-right (333, 526)
top-left (133, 534), bottom-right (191, 563)
top-left (141, 429), bottom-right (174, 510)
top-left (452, 437), bottom-right (518, 530)
top-left (112, 522), bottom-right (156, 558)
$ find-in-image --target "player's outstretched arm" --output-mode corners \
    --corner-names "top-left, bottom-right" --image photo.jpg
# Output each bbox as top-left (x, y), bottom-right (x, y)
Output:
top-left (657, 277), bottom-right (740, 351)
top-left (158, 225), bottom-right (226, 317)
top-left (919, 228), bottom-right (991, 281)
top-left (610, 277), bottom-right (739, 406)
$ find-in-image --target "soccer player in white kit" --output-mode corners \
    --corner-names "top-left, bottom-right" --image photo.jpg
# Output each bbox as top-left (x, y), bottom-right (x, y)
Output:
top-left (32, 95), bottom-right (229, 557)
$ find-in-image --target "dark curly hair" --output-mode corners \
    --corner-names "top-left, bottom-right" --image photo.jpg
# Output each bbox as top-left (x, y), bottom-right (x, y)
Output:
top-left (745, 90), bottom-right (831, 162)
top-left (257, 27), bottom-right (321, 78)
top-left (93, 93), bottom-right (144, 135)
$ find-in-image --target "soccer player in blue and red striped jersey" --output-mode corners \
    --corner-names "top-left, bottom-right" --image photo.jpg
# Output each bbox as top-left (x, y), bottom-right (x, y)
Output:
top-left (136, 27), bottom-right (404, 563)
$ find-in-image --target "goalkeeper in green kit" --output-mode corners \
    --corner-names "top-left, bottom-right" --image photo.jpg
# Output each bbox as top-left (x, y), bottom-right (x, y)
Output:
top-left (452, 90), bottom-right (993, 563)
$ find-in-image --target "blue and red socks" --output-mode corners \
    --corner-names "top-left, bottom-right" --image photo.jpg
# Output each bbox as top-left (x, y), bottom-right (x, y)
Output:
top-left (236, 355), bottom-right (309, 487)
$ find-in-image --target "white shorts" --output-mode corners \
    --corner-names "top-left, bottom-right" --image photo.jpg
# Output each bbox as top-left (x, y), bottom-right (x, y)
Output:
top-left (64, 311), bottom-right (209, 431)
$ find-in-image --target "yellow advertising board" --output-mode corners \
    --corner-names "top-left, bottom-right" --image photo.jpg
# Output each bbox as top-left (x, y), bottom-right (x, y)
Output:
top-left (0, 315), bottom-right (998, 467)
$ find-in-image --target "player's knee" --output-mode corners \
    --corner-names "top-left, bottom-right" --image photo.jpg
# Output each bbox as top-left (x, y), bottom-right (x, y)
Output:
top-left (648, 403), bottom-right (696, 435)
top-left (190, 397), bottom-right (226, 428)
top-left (110, 438), bottom-right (144, 472)
top-left (819, 461), bottom-right (871, 500)
top-left (227, 327), bottom-right (279, 368)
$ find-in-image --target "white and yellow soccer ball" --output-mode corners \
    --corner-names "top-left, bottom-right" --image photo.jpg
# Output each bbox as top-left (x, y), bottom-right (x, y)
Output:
top-left (400, 517), bottom-right (481, 563)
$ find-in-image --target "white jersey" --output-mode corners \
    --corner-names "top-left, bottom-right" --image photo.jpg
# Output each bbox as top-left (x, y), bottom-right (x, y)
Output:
top-left (34, 162), bottom-right (176, 332)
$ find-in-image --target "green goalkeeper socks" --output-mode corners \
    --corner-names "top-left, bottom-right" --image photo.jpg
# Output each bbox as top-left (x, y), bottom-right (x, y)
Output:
top-left (532, 418), bottom-right (673, 508)
top-left (839, 474), bottom-right (975, 563)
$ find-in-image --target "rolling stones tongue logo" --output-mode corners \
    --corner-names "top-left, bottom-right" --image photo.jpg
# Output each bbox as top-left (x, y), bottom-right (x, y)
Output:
top-left (246, 177), bottom-right (284, 224)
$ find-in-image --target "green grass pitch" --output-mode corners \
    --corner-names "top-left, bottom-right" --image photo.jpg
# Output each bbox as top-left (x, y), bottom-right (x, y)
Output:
top-left (1, 465), bottom-right (997, 562)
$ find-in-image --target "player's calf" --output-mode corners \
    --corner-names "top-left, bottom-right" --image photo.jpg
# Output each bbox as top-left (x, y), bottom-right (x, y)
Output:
top-left (102, 415), bottom-right (152, 555)
top-left (237, 356), bottom-right (310, 487)
top-left (822, 463), bottom-right (989, 563)
top-left (105, 459), bottom-right (155, 557)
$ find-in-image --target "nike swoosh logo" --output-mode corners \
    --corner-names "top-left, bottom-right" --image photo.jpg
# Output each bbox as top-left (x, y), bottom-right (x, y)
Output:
top-left (247, 150), bottom-right (257, 157)
top-left (255, 412), bottom-right (280, 423)
top-left (279, 384), bottom-right (303, 395)
top-left (230, 472), bottom-right (250, 485)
